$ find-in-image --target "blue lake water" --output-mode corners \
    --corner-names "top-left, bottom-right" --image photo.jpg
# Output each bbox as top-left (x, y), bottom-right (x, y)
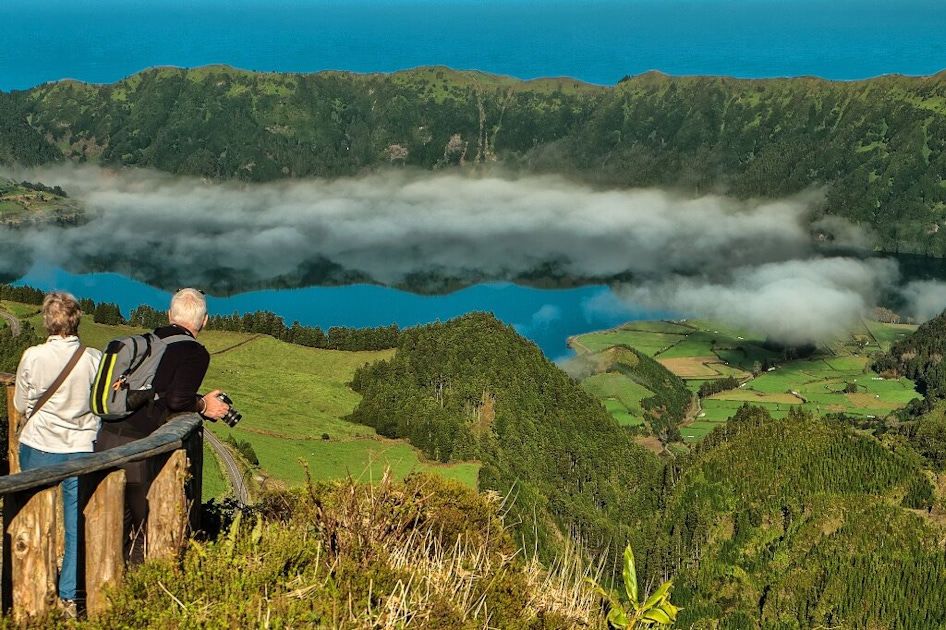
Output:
top-left (13, 264), bottom-right (669, 360)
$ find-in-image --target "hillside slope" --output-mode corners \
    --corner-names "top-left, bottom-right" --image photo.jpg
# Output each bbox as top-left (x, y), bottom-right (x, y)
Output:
top-left (348, 311), bottom-right (665, 564)
top-left (653, 404), bottom-right (945, 629)
top-left (3, 66), bottom-right (946, 255)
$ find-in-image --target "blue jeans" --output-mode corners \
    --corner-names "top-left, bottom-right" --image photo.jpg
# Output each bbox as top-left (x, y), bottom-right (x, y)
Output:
top-left (18, 444), bottom-right (83, 601)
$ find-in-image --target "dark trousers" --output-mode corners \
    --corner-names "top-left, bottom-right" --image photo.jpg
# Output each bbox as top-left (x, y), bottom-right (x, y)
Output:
top-left (94, 427), bottom-right (152, 565)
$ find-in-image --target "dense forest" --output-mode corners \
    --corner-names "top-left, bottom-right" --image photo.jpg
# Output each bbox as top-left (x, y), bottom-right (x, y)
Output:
top-left (2, 66), bottom-right (946, 257)
top-left (347, 312), bottom-right (666, 562)
top-left (345, 314), bottom-right (946, 629)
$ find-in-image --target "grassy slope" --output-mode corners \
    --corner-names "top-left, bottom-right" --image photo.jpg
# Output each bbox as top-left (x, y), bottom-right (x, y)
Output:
top-left (11, 309), bottom-right (480, 497)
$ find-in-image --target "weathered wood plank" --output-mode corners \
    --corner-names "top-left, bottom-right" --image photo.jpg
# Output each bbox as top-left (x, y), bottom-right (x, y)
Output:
top-left (5, 383), bottom-right (19, 474)
top-left (0, 413), bottom-right (204, 618)
top-left (146, 450), bottom-right (188, 561)
top-left (0, 415), bottom-right (202, 495)
top-left (2, 486), bottom-right (58, 621)
top-left (82, 470), bottom-right (125, 617)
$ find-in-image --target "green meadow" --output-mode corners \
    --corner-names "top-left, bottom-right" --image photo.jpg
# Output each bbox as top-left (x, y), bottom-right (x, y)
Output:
top-left (6, 309), bottom-right (480, 499)
top-left (572, 318), bottom-right (919, 444)
top-left (580, 372), bottom-right (651, 427)
top-left (195, 332), bottom-right (482, 492)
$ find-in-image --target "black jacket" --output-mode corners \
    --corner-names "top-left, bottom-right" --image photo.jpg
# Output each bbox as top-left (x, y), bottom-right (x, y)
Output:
top-left (119, 323), bottom-right (210, 436)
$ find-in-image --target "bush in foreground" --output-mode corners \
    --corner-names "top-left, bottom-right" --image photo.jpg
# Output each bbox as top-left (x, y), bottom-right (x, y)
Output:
top-left (37, 471), bottom-right (605, 629)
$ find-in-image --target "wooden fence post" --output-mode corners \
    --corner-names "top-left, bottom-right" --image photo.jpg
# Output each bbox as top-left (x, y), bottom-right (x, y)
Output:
top-left (2, 486), bottom-right (58, 621)
top-left (146, 450), bottom-right (188, 561)
top-left (184, 424), bottom-right (203, 535)
top-left (4, 382), bottom-right (18, 474)
top-left (82, 469), bottom-right (126, 617)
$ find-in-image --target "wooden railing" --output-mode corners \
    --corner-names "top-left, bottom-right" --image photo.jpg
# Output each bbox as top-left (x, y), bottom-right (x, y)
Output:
top-left (0, 375), bottom-right (203, 622)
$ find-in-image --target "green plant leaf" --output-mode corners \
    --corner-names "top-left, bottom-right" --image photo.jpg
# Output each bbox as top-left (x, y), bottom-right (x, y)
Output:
top-left (623, 544), bottom-right (639, 604)
top-left (608, 607), bottom-right (630, 629)
top-left (643, 607), bottom-right (673, 625)
top-left (585, 577), bottom-right (619, 606)
top-left (661, 602), bottom-right (681, 619)
top-left (642, 580), bottom-right (672, 609)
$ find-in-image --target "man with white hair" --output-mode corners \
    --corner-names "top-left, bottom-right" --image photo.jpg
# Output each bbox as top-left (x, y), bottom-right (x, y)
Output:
top-left (95, 287), bottom-right (230, 563)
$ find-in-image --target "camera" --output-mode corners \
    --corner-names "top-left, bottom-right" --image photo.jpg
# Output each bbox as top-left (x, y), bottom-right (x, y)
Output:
top-left (216, 393), bottom-right (243, 428)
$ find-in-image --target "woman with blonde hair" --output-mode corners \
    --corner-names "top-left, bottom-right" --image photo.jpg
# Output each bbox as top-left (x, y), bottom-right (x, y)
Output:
top-left (14, 291), bottom-right (102, 618)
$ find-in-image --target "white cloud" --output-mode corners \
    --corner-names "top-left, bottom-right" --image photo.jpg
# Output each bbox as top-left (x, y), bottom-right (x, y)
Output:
top-left (1, 164), bottom-right (918, 344)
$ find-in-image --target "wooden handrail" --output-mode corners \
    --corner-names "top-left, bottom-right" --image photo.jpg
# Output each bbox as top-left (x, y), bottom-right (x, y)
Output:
top-left (1, 376), bottom-right (204, 622)
top-left (0, 416), bottom-right (202, 495)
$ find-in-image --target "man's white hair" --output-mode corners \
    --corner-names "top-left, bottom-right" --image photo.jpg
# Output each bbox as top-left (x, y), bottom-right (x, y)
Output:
top-left (169, 288), bottom-right (207, 331)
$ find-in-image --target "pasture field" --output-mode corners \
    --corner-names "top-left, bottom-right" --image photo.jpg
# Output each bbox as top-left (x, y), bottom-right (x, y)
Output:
top-left (7, 309), bottom-right (480, 499)
top-left (571, 317), bottom-right (920, 444)
top-left (581, 372), bottom-right (650, 426)
top-left (199, 334), bottom-right (481, 492)
top-left (0, 301), bottom-right (40, 319)
top-left (864, 320), bottom-right (916, 349)
top-left (571, 325), bottom-right (689, 356)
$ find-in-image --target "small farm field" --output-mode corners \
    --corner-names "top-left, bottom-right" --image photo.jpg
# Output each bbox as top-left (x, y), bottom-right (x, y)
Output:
top-left (571, 324), bottom-right (690, 356)
top-left (573, 317), bottom-right (920, 443)
top-left (864, 320), bottom-right (916, 348)
top-left (581, 372), bottom-right (650, 426)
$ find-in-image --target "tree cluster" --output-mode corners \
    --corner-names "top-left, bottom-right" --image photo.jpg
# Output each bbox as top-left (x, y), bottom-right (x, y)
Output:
top-left (697, 376), bottom-right (741, 399)
top-left (348, 311), bottom-right (665, 566)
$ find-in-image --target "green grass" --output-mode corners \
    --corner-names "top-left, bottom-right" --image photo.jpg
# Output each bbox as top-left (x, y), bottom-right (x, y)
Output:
top-left (654, 331), bottom-right (723, 359)
top-left (9, 311), bottom-right (481, 495)
top-left (202, 442), bottom-right (230, 500)
top-left (210, 426), bottom-right (480, 488)
top-left (864, 320), bottom-right (916, 349)
top-left (577, 318), bottom-right (921, 443)
top-left (580, 372), bottom-right (652, 409)
top-left (0, 301), bottom-right (41, 319)
top-left (198, 333), bottom-right (480, 489)
top-left (574, 329), bottom-right (688, 356)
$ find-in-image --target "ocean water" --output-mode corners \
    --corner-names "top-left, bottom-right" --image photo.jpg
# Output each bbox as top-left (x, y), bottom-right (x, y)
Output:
top-left (1, 0), bottom-right (944, 92)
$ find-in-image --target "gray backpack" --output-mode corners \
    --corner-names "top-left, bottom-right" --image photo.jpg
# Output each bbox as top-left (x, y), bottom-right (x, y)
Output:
top-left (90, 332), bottom-right (194, 421)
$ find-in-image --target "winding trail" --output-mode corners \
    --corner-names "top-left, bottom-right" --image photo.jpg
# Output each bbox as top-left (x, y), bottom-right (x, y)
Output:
top-left (204, 426), bottom-right (250, 505)
top-left (0, 308), bottom-right (21, 337)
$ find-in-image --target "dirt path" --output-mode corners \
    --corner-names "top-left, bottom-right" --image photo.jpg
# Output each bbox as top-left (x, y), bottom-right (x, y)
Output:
top-left (205, 427), bottom-right (250, 505)
top-left (0, 308), bottom-right (21, 337)
top-left (209, 334), bottom-right (264, 356)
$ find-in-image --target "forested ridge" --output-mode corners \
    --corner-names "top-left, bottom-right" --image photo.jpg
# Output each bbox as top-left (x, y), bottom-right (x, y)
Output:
top-left (2, 65), bottom-right (946, 256)
top-left (652, 404), bottom-right (944, 629)
top-left (348, 312), bottom-right (666, 563)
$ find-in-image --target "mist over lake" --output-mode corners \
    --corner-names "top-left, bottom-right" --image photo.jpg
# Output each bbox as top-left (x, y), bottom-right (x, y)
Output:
top-left (6, 165), bottom-right (946, 356)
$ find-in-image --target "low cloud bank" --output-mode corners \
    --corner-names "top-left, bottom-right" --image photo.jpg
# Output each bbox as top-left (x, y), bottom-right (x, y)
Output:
top-left (3, 165), bottom-right (944, 344)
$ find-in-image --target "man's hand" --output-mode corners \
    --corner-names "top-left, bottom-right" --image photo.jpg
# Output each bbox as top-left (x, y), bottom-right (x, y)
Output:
top-left (201, 389), bottom-right (230, 420)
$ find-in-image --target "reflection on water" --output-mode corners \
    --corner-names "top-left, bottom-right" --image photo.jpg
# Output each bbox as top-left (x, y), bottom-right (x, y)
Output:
top-left (13, 263), bottom-right (671, 361)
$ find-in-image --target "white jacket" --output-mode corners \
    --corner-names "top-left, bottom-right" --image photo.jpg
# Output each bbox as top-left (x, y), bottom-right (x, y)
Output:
top-left (14, 336), bottom-right (103, 454)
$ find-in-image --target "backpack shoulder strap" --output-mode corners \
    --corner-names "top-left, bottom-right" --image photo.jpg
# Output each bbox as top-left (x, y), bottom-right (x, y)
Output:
top-left (161, 333), bottom-right (198, 346)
